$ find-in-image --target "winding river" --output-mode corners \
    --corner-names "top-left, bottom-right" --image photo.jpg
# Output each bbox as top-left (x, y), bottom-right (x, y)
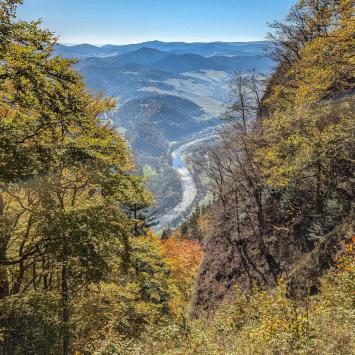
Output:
top-left (155, 134), bottom-right (216, 230)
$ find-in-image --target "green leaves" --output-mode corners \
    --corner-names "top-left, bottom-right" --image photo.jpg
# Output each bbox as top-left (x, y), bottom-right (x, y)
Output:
top-left (0, 1), bottom-right (165, 353)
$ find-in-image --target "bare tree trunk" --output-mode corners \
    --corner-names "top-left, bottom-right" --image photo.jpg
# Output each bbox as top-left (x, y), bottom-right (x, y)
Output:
top-left (122, 236), bottom-right (131, 275)
top-left (61, 233), bottom-right (70, 355)
top-left (0, 193), bottom-right (9, 299)
top-left (254, 189), bottom-right (279, 282)
top-left (315, 160), bottom-right (322, 214)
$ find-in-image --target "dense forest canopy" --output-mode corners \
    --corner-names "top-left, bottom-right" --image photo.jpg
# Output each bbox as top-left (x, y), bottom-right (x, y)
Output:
top-left (0, 0), bottom-right (354, 354)
top-left (0, 1), bottom-right (180, 353)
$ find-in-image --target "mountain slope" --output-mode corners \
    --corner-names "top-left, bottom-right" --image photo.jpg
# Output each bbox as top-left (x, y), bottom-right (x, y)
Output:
top-left (115, 95), bottom-right (207, 144)
top-left (152, 53), bottom-right (227, 73)
top-left (190, 1), bottom-right (354, 317)
top-left (55, 41), bottom-right (272, 58)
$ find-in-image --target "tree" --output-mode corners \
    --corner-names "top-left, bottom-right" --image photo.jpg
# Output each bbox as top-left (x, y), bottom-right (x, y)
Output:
top-left (0, 1), bottom-right (161, 353)
top-left (260, 0), bottom-right (354, 213)
top-left (162, 236), bottom-right (203, 311)
top-left (194, 70), bottom-right (280, 287)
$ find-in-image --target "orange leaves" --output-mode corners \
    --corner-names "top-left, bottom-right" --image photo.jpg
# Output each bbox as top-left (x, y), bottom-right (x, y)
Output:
top-left (163, 237), bottom-right (202, 275)
top-left (162, 236), bottom-right (203, 302)
top-left (335, 235), bottom-right (354, 272)
top-left (163, 237), bottom-right (202, 271)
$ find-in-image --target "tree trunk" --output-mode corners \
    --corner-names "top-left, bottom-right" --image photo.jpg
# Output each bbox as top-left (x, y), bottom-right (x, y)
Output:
top-left (61, 261), bottom-right (70, 355)
top-left (254, 188), bottom-right (280, 281)
top-left (315, 160), bottom-right (322, 214)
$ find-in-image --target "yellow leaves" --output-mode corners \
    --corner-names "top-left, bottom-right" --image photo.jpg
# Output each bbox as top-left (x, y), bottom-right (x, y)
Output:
top-left (192, 260), bottom-right (354, 353)
top-left (161, 236), bottom-right (203, 316)
top-left (292, 2), bottom-right (355, 103)
top-left (243, 285), bottom-right (297, 344)
top-left (79, 251), bottom-right (355, 353)
top-left (335, 236), bottom-right (355, 271)
top-left (163, 237), bottom-right (203, 283)
top-left (85, 91), bottom-right (117, 118)
top-left (259, 91), bottom-right (354, 190)
top-left (260, 1), bottom-right (355, 191)
top-left (0, 103), bottom-right (16, 123)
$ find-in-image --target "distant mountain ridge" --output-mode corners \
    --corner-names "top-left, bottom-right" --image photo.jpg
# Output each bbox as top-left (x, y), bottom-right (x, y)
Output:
top-left (75, 49), bottom-right (272, 75)
top-left (55, 40), bottom-right (274, 217)
top-left (55, 40), bottom-right (272, 59)
top-left (56, 40), bottom-right (273, 150)
top-left (63, 40), bottom-right (273, 157)
top-left (117, 95), bottom-right (208, 145)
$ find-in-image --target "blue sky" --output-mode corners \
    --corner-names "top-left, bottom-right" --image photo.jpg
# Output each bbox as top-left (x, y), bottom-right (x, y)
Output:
top-left (17, 0), bottom-right (296, 45)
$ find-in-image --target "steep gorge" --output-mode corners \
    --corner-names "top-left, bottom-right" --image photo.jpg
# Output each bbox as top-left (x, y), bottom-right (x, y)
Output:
top-left (190, 0), bottom-right (354, 317)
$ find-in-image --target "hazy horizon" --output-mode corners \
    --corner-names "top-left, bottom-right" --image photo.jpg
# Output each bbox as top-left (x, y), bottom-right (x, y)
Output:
top-left (18, 0), bottom-right (296, 45)
top-left (60, 39), bottom-right (271, 47)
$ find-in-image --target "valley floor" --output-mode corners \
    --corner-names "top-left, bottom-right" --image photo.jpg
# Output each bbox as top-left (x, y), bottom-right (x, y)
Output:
top-left (156, 133), bottom-right (218, 230)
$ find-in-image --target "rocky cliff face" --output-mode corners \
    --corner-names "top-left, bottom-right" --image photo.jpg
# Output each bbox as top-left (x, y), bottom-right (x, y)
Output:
top-left (191, 187), bottom-right (353, 317)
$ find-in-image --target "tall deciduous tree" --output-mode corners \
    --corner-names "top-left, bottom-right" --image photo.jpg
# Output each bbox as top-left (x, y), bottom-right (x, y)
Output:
top-left (0, 1), bottom-right (170, 354)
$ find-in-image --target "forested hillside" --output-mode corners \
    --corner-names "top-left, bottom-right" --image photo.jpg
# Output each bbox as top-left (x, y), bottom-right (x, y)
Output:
top-left (0, 1), bottom-right (189, 353)
top-left (191, 0), bottom-right (354, 316)
top-left (187, 0), bottom-right (354, 351)
top-left (0, 0), bottom-right (354, 354)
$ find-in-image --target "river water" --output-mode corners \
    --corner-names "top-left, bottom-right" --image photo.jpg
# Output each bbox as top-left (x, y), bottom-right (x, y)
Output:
top-left (155, 135), bottom-right (216, 230)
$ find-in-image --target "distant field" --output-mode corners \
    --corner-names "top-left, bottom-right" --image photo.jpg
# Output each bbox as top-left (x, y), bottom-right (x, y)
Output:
top-left (142, 165), bottom-right (157, 177)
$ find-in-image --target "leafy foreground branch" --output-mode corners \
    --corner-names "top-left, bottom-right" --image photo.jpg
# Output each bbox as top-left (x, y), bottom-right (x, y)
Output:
top-left (0, 1), bottom-right (176, 353)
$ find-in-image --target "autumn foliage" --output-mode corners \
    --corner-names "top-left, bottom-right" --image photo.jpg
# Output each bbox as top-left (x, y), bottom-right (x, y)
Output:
top-left (163, 236), bottom-right (203, 304)
top-left (0, 0), bottom-right (354, 353)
